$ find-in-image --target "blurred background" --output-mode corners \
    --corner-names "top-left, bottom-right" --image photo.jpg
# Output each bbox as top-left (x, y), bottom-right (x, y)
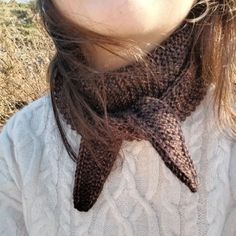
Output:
top-left (0, 0), bottom-right (55, 130)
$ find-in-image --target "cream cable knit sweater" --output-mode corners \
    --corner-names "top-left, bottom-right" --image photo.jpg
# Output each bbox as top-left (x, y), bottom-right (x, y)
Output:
top-left (0, 85), bottom-right (236, 236)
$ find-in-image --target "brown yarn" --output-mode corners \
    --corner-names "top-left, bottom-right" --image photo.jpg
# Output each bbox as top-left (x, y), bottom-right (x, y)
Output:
top-left (51, 22), bottom-right (208, 212)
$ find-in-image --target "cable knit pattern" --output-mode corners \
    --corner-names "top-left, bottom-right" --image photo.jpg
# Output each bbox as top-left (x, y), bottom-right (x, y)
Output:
top-left (0, 85), bottom-right (236, 236)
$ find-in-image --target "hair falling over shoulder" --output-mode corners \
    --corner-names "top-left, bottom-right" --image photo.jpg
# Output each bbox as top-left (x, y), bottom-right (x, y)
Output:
top-left (36, 0), bottom-right (236, 155)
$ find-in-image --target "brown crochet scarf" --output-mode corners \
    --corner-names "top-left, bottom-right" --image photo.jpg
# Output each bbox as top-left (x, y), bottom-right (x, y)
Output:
top-left (51, 21), bottom-right (208, 212)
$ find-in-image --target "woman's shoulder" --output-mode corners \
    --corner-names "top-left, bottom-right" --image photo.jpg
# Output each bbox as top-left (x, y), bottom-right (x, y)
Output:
top-left (0, 94), bottom-right (57, 170)
top-left (0, 94), bottom-right (55, 189)
top-left (0, 94), bottom-right (53, 143)
top-left (0, 92), bottom-right (80, 170)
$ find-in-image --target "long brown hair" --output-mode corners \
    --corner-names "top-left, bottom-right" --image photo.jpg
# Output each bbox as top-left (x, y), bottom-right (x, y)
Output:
top-left (36, 0), bottom-right (236, 161)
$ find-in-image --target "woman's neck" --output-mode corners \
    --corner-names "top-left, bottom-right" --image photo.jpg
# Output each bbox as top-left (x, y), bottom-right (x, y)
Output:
top-left (83, 23), bottom-right (182, 72)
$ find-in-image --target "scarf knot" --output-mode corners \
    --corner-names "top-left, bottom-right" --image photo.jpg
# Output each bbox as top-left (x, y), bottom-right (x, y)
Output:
top-left (52, 22), bottom-right (208, 212)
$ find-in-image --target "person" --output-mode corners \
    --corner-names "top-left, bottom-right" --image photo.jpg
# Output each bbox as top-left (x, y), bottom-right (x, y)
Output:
top-left (0, 0), bottom-right (236, 235)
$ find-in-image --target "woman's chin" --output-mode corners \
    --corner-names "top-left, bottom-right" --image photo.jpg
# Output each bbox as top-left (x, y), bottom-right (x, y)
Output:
top-left (54, 0), bottom-right (195, 39)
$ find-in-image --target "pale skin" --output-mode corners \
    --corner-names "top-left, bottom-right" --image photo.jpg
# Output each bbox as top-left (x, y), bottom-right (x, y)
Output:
top-left (53, 0), bottom-right (197, 71)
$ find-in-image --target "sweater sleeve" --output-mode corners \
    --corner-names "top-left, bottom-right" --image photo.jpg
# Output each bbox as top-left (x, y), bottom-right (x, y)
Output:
top-left (0, 121), bottom-right (29, 236)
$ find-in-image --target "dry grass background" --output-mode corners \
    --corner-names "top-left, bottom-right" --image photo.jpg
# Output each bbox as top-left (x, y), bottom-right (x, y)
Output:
top-left (0, 1), bottom-right (55, 128)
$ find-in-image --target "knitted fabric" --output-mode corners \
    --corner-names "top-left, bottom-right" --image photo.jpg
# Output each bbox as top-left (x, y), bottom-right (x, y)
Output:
top-left (52, 22), bottom-right (208, 212)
